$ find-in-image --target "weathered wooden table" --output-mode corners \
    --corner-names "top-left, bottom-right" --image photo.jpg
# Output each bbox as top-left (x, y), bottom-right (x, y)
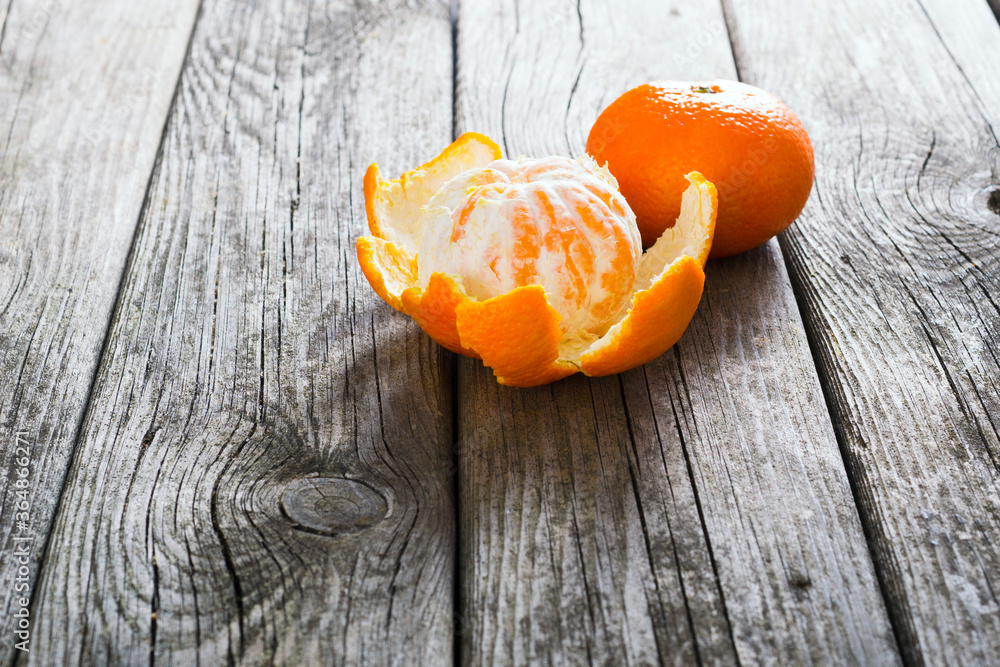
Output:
top-left (2, 0), bottom-right (999, 664)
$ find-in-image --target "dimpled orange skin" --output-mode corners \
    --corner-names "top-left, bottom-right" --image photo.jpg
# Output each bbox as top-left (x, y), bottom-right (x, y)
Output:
top-left (587, 80), bottom-right (814, 258)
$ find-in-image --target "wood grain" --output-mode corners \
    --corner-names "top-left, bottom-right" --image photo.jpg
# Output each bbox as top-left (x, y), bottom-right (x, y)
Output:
top-left (0, 1), bottom-right (199, 663)
top-left (27, 0), bottom-right (457, 663)
top-left (723, 0), bottom-right (1000, 662)
top-left (455, 0), bottom-right (897, 663)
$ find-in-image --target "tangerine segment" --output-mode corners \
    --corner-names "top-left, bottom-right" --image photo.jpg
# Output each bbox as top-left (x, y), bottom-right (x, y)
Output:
top-left (400, 273), bottom-right (480, 358)
top-left (356, 236), bottom-right (417, 311)
top-left (365, 132), bottom-right (502, 250)
top-left (579, 255), bottom-right (705, 377)
top-left (417, 155), bottom-right (641, 336)
top-left (455, 285), bottom-right (576, 387)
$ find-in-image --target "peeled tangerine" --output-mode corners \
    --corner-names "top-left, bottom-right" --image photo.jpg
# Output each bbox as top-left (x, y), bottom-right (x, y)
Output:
top-left (357, 132), bottom-right (717, 387)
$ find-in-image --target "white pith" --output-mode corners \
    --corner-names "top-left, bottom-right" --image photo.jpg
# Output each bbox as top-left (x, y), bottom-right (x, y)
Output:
top-left (372, 144), bottom-right (712, 365)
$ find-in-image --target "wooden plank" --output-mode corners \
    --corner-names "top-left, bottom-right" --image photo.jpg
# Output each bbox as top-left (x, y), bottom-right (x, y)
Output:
top-left (455, 0), bottom-right (898, 663)
top-left (27, 0), bottom-right (456, 663)
top-left (0, 0), bottom-right (199, 662)
top-left (723, 0), bottom-right (1000, 662)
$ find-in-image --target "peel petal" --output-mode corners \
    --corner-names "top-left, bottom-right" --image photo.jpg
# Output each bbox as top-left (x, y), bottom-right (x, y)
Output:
top-left (637, 172), bottom-right (716, 287)
top-left (356, 236), bottom-right (417, 311)
top-left (579, 172), bottom-right (716, 377)
top-left (365, 132), bottom-right (502, 251)
top-left (579, 255), bottom-right (705, 377)
top-left (401, 273), bottom-right (480, 358)
top-left (455, 285), bottom-right (576, 387)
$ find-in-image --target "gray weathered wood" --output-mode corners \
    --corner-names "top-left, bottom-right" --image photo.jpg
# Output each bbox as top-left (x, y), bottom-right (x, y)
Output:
top-left (27, 0), bottom-right (456, 663)
top-left (724, 0), bottom-right (1000, 661)
top-left (627, 247), bottom-right (899, 665)
top-left (456, 0), bottom-right (898, 663)
top-left (0, 1), bottom-right (199, 663)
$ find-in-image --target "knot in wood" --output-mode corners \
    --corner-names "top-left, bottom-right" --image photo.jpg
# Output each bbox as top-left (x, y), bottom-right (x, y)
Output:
top-left (280, 478), bottom-right (387, 536)
top-left (987, 188), bottom-right (1000, 216)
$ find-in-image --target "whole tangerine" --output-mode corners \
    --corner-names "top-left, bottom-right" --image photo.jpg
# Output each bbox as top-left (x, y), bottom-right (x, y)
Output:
top-left (587, 80), bottom-right (814, 257)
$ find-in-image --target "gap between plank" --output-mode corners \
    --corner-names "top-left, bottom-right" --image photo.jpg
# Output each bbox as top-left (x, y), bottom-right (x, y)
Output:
top-left (988, 0), bottom-right (1000, 25)
top-left (716, 0), bottom-right (916, 662)
top-left (451, 364), bottom-right (461, 667)
top-left (771, 233), bottom-right (918, 667)
top-left (0, 0), bottom-right (15, 56)
top-left (449, 3), bottom-right (463, 666)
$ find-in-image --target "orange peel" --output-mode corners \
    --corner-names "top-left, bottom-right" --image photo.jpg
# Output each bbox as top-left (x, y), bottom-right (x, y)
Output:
top-left (357, 132), bottom-right (717, 387)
